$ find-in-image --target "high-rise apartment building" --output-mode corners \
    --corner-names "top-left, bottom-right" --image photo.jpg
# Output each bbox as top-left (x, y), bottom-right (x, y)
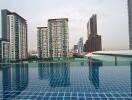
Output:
top-left (37, 27), bottom-right (49, 58)
top-left (128, 0), bottom-right (132, 49)
top-left (1, 9), bottom-right (28, 60)
top-left (84, 14), bottom-right (102, 53)
top-left (78, 37), bottom-right (83, 54)
top-left (48, 18), bottom-right (69, 58)
top-left (0, 39), bottom-right (10, 63)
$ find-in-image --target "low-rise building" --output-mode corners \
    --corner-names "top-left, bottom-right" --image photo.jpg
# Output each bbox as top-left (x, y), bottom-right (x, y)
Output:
top-left (0, 39), bottom-right (10, 63)
top-left (78, 37), bottom-right (83, 54)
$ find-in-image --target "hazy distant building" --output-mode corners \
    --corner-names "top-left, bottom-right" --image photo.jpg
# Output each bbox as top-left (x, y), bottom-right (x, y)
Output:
top-left (0, 39), bottom-right (10, 63)
top-left (128, 0), bottom-right (132, 49)
top-left (78, 37), bottom-right (83, 54)
top-left (1, 9), bottom-right (28, 60)
top-left (84, 14), bottom-right (102, 52)
top-left (37, 27), bottom-right (49, 58)
top-left (73, 45), bottom-right (78, 53)
top-left (48, 18), bottom-right (69, 58)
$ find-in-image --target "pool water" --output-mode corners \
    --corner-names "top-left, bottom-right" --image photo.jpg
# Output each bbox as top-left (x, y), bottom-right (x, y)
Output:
top-left (0, 57), bottom-right (132, 100)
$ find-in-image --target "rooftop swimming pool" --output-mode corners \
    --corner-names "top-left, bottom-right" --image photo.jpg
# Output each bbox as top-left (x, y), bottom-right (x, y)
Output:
top-left (0, 56), bottom-right (132, 100)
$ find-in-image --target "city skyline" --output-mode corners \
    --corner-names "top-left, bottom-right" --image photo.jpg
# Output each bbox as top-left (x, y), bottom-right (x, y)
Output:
top-left (0, 0), bottom-right (129, 51)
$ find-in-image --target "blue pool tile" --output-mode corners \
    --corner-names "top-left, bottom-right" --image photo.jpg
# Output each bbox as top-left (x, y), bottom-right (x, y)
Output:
top-left (116, 98), bottom-right (124, 100)
top-left (93, 98), bottom-right (101, 100)
top-left (22, 96), bottom-right (30, 99)
top-left (124, 98), bottom-right (132, 100)
top-left (65, 93), bottom-right (71, 96)
top-left (86, 98), bottom-right (93, 100)
top-left (45, 93), bottom-right (52, 96)
top-left (85, 93), bottom-right (92, 97)
top-left (15, 96), bottom-right (24, 99)
top-left (92, 94), bottom-right (99, 97)
top-left (78, 93), bottom-right (85, 97)
top-left (56, 97), bottom-right (63, 100)
top-left (98, 94), bottom-right (106, 97)
top-left (72, 93), bottom-right (78, 96)
top-left (43, 96), bottom-right (50, 100)
top-left (120, 94), bottom-right (128, 97)
top-left (64, 97), bottom-right (71, 100)
top-left (58, 93), bottom-right (65, 96)
top-left (71, 97), bottom-right (78, 100)
top-left (52, 93), bottom-right (58, 96)
top-left (79, 97), bottom-right (86, 100)
top-left (108, 98), bottom-right (116, 100)
top-left (39, 93), bottom-right (45, 96)
top-left (105, 94), bottom-right (113, 97)
top-left (100, 98), bottom-right (108, 100)
top-left (36, 96), bottom-right (44, 100)
top-left (30, 96), bottom-right (37, 99)
top-left (50, 97), bottom-right (57, 100)
top-left (113, 94), bottom-right (121, 97)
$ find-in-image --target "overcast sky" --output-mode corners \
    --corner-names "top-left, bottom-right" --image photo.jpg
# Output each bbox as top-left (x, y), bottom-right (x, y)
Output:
top-left (0, 0), bottom-right (129, 51)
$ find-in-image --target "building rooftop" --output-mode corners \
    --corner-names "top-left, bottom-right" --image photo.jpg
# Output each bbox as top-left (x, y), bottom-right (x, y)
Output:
top-left (2, 9), bottom-right (27, 22)
top-left (48, 18), bottom-right (68, 21)
top-left (37, 27), bottom-right (47, 29)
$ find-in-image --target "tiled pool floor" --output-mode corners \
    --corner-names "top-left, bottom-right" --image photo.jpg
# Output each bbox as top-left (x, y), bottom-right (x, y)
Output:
top-left (0, 59), bottom-right (132, 100)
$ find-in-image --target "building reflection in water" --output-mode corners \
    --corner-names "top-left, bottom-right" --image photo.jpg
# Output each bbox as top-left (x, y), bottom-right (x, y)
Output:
top-left (38, 63), bottom-right (50, 80)
top-left (80, 62), bottom-right (84, 66)
top-left (2, 64), bottom-right (28, 99)
top-left (88, 59), bottom-right (102, 89)
top-left (50, 62), bottom-right (70, 87)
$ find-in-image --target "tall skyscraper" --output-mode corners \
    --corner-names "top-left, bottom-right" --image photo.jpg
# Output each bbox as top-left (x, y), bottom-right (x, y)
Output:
top-left (1, 9), bottom-right (28, 60)
top-left (37, 27), bottom-right (49, 58)
top-left (84, 14), bottom-right (102, 53)
top-left (48, 18), bottom-right (69, 58)
top-left (87, 14), bottom-right (97, 38)
top-left (128, 0), bottom-right (132, 49)
top-left (78, 37), bottom-right (83, 54)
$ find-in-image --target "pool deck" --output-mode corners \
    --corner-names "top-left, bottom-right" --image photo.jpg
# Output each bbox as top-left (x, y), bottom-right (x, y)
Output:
top-left (89, 50), bottom-right (132, 57)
